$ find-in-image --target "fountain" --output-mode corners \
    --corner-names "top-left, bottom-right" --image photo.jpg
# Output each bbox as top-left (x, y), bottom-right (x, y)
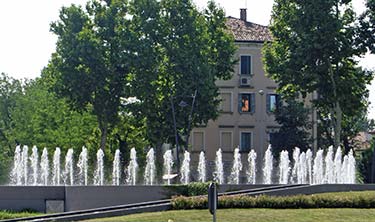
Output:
top-left (64, 148), bottom-right (74, 185)
top-left (40, 148), bottom-right (49, 186)
top-left (163, 150), bottom-right (174, 185)
top-left (334, 147), bottom-right (342, 183)
top-left (228, 148), bottom-right (242, 184)
top-left (324, 146), bottom-right (334, 183)
top-left (144, 148), bottom-right (156, 185)
top-left (297, 152), bottom-right (306, 184)
top-left (306, 149), bottom-right (313, 184)
top-left (126, 148), bottom-right (138, 185)
top-left (52, 147), bottom-right (61, 185)
top-left (290, 147), bottom-right (300, 183)
top-left (279, 150), bottom-right (290, 184)
top-left (21, 145), bottom-right (29, 185)
top-left (347, 149), bottom-right (356, 183)
top-left (313, 149), bottom-right (324, 184)
top-left (77, 146), bottom-right (88, 185)
top-left (180, 151), bottom-right (190, 184)
top-left (94, 149), bottom-right (105, 185)
top-left (10, 145), bottom-right (22, 185)
top-left (30, 146), bottom-right (39, 185)
top-left (112, 149), bottom-right (121, 186)
top-left (263, 145), bottom-right (273, 184)
top-left (246, 149), bottom-right (257, 184)
top-left (214, 148), bottom-right (224, 184)
top-left (197, 151), bottom-right (206, 183)
top-left (7, 144), bottom-right (358, 186)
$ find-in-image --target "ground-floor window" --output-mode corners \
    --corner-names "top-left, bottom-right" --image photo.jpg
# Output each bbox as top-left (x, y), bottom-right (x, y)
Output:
top-left (240, 132), bottom-right (252, 152)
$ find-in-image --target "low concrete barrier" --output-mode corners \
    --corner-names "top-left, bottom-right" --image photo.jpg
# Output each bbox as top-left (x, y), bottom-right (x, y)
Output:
top-left (0, 186), bottom-right (64, 212)
top-left (1, 184), bottom-right (375, 213)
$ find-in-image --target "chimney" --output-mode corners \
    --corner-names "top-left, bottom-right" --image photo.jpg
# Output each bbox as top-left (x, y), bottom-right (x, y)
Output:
top-left (240, 8), bottom-right (247, 21)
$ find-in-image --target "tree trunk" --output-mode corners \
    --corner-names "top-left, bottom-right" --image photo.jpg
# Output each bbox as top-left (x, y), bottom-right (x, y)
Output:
top-left (155, 141), bottom-right (164, 184)
top-left (333, 102), bottom-right (342, 150)
top-left (99, 121), bottom-right (108, 151)
top-left (329, 63), bottom-right (342, 150)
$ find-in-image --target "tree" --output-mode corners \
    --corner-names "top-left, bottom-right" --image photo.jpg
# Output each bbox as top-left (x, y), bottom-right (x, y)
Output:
top-left (47, 0), bottom-right (132, 150)
top-left (129, 0), bottom-right (236, 166)
top-left (270, 97), bottom-right (311, 157)
top-left (263, 0), bottom-right (374, 150)
top-left (9, 77), bottom-right (98, 150)
top-left (0, 73), bottom-right (22, 183)
top-left (0, 73), bottom-right (22, 148)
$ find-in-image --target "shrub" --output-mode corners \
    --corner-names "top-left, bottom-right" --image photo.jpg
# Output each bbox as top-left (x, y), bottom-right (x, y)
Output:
top-left (171, 191), bottom-right (375, 210)
top-left (164, 182), bottom-right (212, 197)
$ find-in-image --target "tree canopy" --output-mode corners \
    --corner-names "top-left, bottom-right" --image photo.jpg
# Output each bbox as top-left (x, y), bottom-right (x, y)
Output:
top-left (46, 0), bottom-right (237, 163)
top-left (263, 0), bottom-right (375, 150)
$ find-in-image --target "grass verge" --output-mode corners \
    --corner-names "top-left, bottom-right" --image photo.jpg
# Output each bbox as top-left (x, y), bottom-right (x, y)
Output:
top-left (83, 208), bottom-right (375, 222)
top-left (0, 210), bottom-right (40, 220)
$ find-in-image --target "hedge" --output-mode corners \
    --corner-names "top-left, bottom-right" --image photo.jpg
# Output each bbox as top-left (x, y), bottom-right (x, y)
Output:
top-left (171, 191), bottom-right (375, 210)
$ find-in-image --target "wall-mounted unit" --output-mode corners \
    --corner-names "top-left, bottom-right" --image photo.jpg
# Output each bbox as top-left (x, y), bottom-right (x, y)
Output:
top-left (240, 76), bottom-right (251, 86)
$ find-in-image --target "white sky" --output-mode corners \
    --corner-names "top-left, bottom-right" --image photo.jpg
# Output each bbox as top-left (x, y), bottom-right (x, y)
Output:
top-left (0, 0), bottom-right (374, 119)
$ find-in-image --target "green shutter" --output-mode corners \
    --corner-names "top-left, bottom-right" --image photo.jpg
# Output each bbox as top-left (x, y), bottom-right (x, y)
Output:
top-left (251, 93), bottom-right (255, 114)
top-left (266, 94), bottom-right (270, 113)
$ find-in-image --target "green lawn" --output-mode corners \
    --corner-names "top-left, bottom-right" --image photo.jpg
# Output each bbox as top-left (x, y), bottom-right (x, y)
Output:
top-left (84, 208), bottom-right (375, 222)
top-left (0, 210), bottom-right (40, 220)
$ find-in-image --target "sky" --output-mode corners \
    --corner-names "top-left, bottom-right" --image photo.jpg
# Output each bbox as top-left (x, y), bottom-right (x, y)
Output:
top-left (0, 0), bottom-right (374, 119)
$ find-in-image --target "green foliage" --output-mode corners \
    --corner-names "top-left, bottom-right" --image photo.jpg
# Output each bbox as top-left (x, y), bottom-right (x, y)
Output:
top-left (129, 0), bottom-right (236, 152)
top-left (357, 140), bottom-right (375, 183)
top-left (0, 210), bottom-right (40, 220)
top-left (263, 0), bottom-right (374, 149)
top-left (0, 73), bottom-right (22, 182)
top-left (271, 97), bottom-right (311, 156)
top-left (47, 0), bottom-right (133, 150)
top-left (171, 191), bottom-right (375, 210)
top-left (165, 182), bottom-right (211, 197)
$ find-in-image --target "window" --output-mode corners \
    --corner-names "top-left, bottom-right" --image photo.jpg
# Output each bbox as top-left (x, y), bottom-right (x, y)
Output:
top-left (219, 93), bottom-right (232, 112)
top-left (267, 94), bottom-right (279, 113)
top-left (240, 132), bottom-right (252, 152)
top-left (238, 93), bottom-right (255, 113)
top-left (240, 55), bottom-right (252, 75)
top-left (220, 131), bottom-right (233, 152)
top-left (192, 132), bottom-right (204, 151)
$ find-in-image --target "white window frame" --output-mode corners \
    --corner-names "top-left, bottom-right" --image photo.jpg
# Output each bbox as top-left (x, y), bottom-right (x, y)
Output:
top-left (192, 131), bottom-right (205, 152)
top-left (239, 131), bottom-right (253, 152)
top-left (238, 54), bottom-right (253, 75)
top-left (238, 91), bottom-right (255, 114)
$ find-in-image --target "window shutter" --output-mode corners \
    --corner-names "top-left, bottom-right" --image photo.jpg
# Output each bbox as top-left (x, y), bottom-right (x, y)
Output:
top-left (238, 94), bottom-right (242, 113)
top-left (248, 56), bottom-right (252, 75)
top-left (251, 93), bottom-right (256, 114)
top-left (266, 94), bottom-right (270, 113)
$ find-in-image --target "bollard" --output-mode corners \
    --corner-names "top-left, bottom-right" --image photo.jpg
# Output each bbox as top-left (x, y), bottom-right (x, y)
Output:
top-left (208, 182), bottom-right (217, 222)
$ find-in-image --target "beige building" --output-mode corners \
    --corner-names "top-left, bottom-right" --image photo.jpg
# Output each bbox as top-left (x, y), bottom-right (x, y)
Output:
top-left (189, 9), bottom-right (281, 180)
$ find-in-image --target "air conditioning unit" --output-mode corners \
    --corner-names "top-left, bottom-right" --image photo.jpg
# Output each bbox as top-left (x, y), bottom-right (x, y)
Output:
top-left (240, 76), bottom-right (251, 86)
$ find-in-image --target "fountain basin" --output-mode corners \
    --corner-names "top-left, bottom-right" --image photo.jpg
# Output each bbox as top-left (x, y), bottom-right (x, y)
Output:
top-left (0, 184), bottom-right (278, 213)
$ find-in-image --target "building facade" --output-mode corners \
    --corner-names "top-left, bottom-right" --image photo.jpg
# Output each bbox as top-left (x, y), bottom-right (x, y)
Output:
top-left (189, 10), bottom-right (281, 180)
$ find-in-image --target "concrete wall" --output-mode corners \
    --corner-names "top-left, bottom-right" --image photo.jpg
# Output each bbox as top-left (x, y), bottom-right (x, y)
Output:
top-left (0, 186), bottom-right (64, 212)
top-left (2, 184), bottom-right (375, 213)
top-left (0, 184), bottom-right (269, 212)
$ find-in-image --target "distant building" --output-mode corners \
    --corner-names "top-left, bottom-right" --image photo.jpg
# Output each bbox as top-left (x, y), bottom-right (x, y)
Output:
top-left (188, 9), bottom-right (317, 181)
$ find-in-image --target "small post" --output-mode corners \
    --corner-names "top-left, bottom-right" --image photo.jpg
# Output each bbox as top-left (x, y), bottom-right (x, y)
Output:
top-left (208, 182), bottom-right (217, 222)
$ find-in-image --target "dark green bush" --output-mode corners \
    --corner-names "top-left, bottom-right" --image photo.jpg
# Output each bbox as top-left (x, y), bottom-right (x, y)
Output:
top-left (171, 191), bottom-right (375, 210)
top-left (164, 182), bottom-right (212, 197)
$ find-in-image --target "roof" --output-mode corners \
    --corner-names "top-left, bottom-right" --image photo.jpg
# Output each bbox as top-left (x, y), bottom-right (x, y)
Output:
top-left (226, 16), bottom-right (271, 42)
